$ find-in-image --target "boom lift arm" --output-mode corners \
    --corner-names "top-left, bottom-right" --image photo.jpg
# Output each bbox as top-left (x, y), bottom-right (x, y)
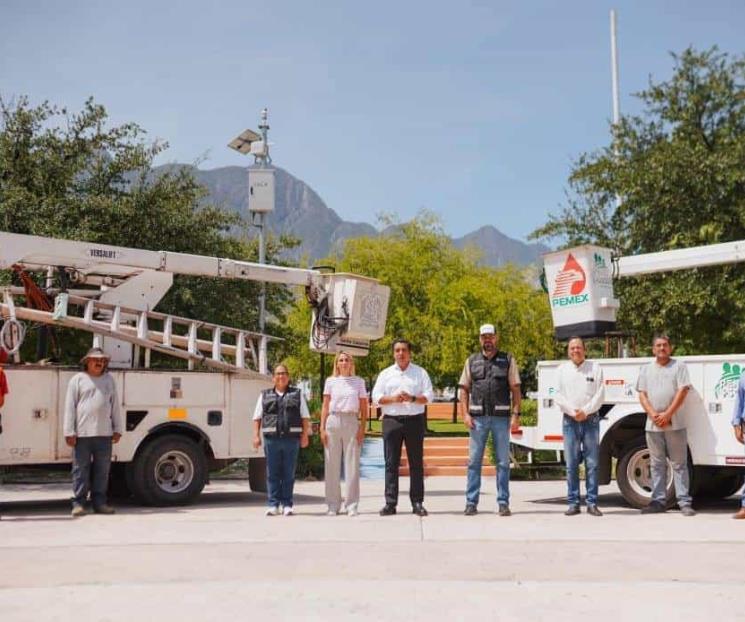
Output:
top-left (543, 239), bottom-right (745, 340)
top-left (0, 232), bottom-right (390, 368)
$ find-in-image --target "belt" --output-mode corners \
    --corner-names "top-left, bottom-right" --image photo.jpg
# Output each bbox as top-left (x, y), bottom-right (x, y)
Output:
top-left (330, 411), bottom-right (359, 416)
top-left (384, 413), bottom-right (424, 420)
top-left (470, 413), bottom-right (511, 418)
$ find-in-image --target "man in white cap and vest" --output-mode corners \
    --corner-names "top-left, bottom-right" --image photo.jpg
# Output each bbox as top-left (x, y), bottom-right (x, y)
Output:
top-left (459, 324), bottom-right (521, 516)
top-left (63, 347), bottom-right (123, 517)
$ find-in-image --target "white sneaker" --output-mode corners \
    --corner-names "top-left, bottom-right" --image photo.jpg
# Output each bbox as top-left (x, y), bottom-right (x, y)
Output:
top-left (265, 506), bottom-right (279, 516)
top-left (326, 510), bottom-right (338, 516)
top-left (347, 508), bottom-right (359, 517)
top-left (283, 506), bottom-right (294, 516)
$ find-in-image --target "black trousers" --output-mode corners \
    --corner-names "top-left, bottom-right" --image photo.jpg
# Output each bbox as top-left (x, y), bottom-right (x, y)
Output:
top-left (383, 414), bottom-right (425, 506)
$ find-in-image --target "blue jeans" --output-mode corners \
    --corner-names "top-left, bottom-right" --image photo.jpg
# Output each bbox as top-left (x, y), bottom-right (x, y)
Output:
top-left (646, 429), bottom-right (692, 507)
top-left (562, 414), bottom-right (600, 507)
top-left (71, 436), bottom-right (113, 509)
top-left (466, 416), bottom-right (511, 506)
top-left (263, 435), bottom-right (300, 508)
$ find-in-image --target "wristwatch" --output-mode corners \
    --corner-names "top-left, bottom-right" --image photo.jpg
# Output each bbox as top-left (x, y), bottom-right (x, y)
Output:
top-left (410, 395), bottom-right (416, 403)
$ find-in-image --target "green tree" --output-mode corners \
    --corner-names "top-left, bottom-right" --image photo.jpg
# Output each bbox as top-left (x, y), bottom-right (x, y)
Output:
top-left (0, 96), bottom-right (296, 363)
top-left (532, 47), bottom-right (745, 353)
top-left (280, 214), bottom-right (555, 392)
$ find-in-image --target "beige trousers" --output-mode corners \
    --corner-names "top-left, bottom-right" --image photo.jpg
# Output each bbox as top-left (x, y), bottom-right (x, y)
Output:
top-left (324, 412), bottom-right (361, 512)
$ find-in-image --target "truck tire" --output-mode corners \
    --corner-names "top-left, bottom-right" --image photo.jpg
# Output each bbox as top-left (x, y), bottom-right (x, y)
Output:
top-left (616, 437), bottom-right (676, 509)
top-left (695, 469), bottom-right (745, 500)
top-left (248, 457), bottom-right (267, 493)
top-left (108, 463), bottom-right (132, 499)
top-left (130, 435), bottom-right (207, 506)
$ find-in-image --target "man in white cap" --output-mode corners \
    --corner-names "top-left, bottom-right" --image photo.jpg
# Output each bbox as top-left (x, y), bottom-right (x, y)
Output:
top-left (459, 324), bottom-right (521, 516)
top-left (63, 347), bottom-right (123, 517)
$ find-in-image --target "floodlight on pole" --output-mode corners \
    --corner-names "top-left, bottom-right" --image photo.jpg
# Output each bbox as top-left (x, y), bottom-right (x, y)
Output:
top-left (228, 108), bottom-right (276, 374)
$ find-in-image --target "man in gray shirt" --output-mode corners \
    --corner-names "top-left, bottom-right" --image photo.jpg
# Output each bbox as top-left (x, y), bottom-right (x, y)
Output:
top-left (636, 334), bottom-right (695, 516)
top-left (63, 347), bottom-right (123, 517)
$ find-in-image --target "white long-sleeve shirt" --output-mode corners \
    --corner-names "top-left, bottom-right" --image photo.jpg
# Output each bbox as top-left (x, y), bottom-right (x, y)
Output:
top-left (63, 372), bottom-right (124, 437)
top-left (554, 359), bottom-right (605, 420)
top-left (372, 362), bottom-right (434, 417)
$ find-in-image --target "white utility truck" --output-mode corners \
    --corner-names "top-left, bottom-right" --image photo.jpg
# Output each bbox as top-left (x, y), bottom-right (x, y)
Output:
top-left (0, 232), bottom-right (389, 505)
top-left (514, 241), bottom-right (745, 508)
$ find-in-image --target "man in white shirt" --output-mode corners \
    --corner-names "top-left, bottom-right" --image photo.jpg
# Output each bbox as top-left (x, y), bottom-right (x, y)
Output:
top-left (554, 337), bottom-right (605, 516)
top-left (372, 339), bottom-right (434, 516)
top-left (63, 347), bottom-right (123, 517)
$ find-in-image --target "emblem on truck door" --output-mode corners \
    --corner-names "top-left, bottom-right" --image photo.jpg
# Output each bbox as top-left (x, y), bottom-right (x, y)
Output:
top-left (714, 363), bottom-right (741, 400)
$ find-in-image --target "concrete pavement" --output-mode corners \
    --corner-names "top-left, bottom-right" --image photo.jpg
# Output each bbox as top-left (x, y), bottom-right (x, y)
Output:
top-left (1, 477), bottom-right (743, 621)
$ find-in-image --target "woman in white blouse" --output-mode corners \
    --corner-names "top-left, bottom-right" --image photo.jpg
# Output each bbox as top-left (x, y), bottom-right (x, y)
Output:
top-left (320, 351), bottom-right (369, 516)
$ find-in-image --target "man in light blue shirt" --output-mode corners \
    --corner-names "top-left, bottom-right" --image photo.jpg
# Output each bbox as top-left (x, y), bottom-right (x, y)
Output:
top-left (730, 374), bottom-right (745, 519)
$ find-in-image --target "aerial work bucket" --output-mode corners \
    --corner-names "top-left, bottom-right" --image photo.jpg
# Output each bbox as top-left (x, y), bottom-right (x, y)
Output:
top-left (543, 245), bottom-right (619, 340)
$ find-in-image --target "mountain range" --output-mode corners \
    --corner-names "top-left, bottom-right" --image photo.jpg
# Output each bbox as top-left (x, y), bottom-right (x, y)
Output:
top-left (157, 164), bottom-right (549, 266)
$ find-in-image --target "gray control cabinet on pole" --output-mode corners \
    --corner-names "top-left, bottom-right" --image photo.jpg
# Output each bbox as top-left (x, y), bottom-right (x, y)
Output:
top-left (247, 168), bottom-right (275, 213)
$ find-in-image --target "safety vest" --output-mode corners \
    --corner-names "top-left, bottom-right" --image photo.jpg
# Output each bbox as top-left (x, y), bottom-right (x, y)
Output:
top-left (261, 387), bottom-right (303, 437)
top-left (468, 352), bottom-right (512, 417)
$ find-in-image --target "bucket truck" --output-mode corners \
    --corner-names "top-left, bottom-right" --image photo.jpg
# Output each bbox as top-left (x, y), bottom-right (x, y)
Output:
top-left (0, 232), bottom-right (390, 505)
top-left (515, 240), bottom-right (745, 508)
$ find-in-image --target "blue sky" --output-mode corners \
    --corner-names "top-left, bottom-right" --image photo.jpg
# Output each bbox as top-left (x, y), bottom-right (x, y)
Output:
top-left (1, 0), bottom-right (743, 242)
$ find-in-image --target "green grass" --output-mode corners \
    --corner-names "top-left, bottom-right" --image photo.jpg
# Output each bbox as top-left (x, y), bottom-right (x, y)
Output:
top-left (362, 399), bottom-right (538, 437)
top-left (365, 418), bottom-right (468, 437)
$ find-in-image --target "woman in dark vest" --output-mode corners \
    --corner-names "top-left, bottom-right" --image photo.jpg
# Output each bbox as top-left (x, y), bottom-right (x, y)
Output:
top-left (252, 364), bottom-right (310, 516)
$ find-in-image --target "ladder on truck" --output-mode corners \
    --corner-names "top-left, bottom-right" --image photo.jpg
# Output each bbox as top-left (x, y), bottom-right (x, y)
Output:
top-left (0, 288), bottom-right (277, 376)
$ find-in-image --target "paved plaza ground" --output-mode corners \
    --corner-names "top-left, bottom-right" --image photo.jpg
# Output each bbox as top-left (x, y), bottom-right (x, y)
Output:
top-left (1, 477), bottom-right (743, 621)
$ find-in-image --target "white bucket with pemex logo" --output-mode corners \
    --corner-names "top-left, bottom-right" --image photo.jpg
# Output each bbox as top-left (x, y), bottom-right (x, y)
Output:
top-left (543, 245), bottom-right (619, 340)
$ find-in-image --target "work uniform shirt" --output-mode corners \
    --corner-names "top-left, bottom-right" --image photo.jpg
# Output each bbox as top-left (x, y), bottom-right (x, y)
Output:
top-left (252, 390), bottom-right (311, 421)
top-left (730, 373), bottom-right (745, 427)
top-left (635, 358), bottom-right (691, 432)
top-left (372, 363), bottom-right (434, 417)
top-left (458, 353), bottom-right (521, 391)
top-left (554, 359), bottom-right (604, 419)
top-left (63, 372), bottom-right (123, 437)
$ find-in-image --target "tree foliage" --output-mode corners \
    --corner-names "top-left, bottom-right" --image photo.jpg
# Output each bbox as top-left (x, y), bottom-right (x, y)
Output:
top-left (281, 214), bottom-right (555, 391)
top-left (0, 96), bottom-right (295, 362)
top-left (531, 48), bottom-right (745, 353)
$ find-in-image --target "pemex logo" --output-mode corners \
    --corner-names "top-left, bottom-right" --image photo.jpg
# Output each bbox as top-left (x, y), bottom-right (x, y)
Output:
top-left (551, 253), bottom-right (589, 307)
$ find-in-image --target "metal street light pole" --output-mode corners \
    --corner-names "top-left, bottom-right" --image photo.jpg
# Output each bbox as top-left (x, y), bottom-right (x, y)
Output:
top-left (610, 10), bottom-right (622, 211)
top-left (256, 108), bottom-right (272, 374)
top-left (228, 108), bottom-right (276, 375)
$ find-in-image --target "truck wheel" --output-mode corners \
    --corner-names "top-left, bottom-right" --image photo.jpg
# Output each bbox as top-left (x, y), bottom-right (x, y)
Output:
top-left (616, 437), bottom-right (675, 509)
top-left (248, 457), bottom-right (267, 493)
top-left (108, 463), bottom-right (132, 499)
top-left (130, 435), bottom-right (207, 506)
top-left (695, 469), bottom-right (745, 499)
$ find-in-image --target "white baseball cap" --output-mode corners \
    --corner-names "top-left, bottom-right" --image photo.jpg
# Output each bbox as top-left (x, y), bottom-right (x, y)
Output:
top-left (479, 324), bottom-right (496, 336)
